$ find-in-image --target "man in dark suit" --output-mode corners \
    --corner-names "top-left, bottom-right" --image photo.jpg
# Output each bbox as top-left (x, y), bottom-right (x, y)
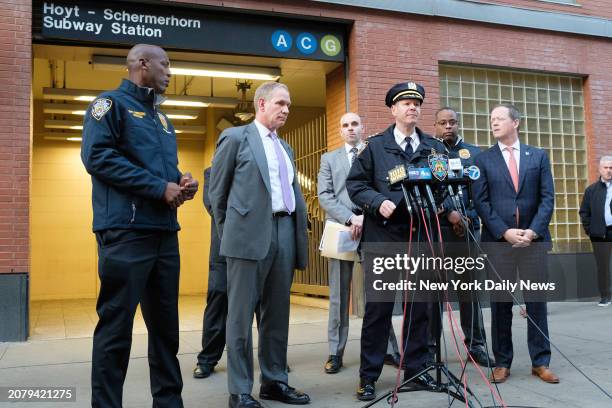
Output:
top-left (579, 156), bottom-right (612, 306)
top-left (473, 103), bottom-right (559, 384)
top-left (347, 82), bottom-right (446, 401)
top-left (193, 167), bottom-right (228, 379)
top-left (209, 82), bottom-right (310, 408)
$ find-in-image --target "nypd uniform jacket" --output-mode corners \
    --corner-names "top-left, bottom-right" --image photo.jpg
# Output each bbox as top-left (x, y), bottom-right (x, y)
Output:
top-left (346, 125), bottom-right (446, 243)
top-left (81, 79), bottom-right (182, 232)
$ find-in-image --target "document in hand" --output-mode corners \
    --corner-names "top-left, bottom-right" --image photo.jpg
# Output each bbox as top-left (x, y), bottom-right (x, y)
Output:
top-left (319, 220), bottom-right (359, 261)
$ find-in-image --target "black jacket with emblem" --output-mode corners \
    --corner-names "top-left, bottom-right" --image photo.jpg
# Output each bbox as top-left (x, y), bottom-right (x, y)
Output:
top-left (346, 125), bottom-right (446, 243)
top-left (81, 79), bottom-right (182, 232)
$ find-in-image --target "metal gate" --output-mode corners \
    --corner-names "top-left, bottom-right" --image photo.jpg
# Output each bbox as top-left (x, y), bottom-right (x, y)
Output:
top-left (282, 115), bottom-right (329, 297)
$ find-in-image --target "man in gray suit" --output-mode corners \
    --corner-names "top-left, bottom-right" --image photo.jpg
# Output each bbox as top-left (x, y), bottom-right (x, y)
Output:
top-left (317, 112), bottom-right (400, 374)
top-left (209, 82), bottom-right (310, 408)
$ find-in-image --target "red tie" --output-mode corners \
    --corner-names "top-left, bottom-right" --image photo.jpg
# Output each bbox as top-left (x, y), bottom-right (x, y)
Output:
top-left (505, 146), bottom-right (519, 225)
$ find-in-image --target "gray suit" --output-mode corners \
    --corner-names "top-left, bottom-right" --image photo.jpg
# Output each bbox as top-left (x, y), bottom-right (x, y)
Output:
top-left (209, 122), bottom-right (308, 394)
top-left (317, 146), bottom-right (399, 358)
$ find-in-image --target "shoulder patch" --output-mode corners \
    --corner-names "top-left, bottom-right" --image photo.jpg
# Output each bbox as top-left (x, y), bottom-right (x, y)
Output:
top-left (91, 98), bottom-right (112, 121)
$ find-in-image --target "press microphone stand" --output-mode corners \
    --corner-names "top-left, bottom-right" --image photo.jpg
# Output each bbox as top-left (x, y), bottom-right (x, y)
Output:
top-left (363, 177), bottom-right (478, 408)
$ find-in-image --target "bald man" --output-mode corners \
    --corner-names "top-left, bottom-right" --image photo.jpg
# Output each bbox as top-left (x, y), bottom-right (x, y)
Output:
top-left (82, 44), bottom-right (198, 408)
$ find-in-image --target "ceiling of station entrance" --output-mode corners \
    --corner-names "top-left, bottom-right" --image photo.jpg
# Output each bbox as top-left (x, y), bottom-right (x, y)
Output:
top-left (33, 44), bottom-right (341, 107)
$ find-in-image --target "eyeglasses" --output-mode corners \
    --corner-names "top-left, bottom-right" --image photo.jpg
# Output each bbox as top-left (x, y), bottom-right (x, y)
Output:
top-left (436, 120), bottom-right (458, 126)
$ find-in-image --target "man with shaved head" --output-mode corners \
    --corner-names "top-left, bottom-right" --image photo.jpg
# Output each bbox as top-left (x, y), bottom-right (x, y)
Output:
top-left (317, 112), bottom-right (401, 375)
top-left (580, 156), bottom-right (612, 306)
top-left (82, 44), bottom-right (198, 407)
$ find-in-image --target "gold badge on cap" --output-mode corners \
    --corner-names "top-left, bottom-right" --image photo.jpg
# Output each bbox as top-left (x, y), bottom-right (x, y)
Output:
top-left (91, 98), bottom-right (112, 121)
top-left (157, 112), bottom-right (172, 134)
top-left (459, 149), bottom-right (471, 159)
top-left (407, 82), bottom-right (417, 90)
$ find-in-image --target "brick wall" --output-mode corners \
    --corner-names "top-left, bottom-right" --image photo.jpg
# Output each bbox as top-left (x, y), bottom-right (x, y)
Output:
top-left (0, 0), bottom-right (31, 274)
top-left (478, 0), bottom-right (612, 20)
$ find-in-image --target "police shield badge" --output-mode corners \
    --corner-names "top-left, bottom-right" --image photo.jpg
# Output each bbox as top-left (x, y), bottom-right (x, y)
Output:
top-left (157, 112), bottom-right (172, 134)
top-left (91, 98), bottom-right (112, 121)
top-left (428, 150), bottom-right (449, 181)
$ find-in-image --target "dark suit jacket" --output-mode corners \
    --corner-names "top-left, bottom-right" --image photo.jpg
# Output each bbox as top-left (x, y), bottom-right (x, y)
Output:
top-left (208, 122), bottom-right (308, 269)
top-left (203, 167), bottom-right (212, 216)
top-left (579, 180), bottom-right (609, 239)
top-left (473, 142), bottom-right (554, 243)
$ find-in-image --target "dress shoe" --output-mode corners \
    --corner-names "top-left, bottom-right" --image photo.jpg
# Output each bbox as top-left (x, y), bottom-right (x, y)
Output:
top-left (324, 355), bottom-right (342, 374)
top-left (383, 352), bottom-right (401, 368)
top-left (468, 348), bottom-right (496, 367)
top-left (404, 372), bottom-right (436, 388)
top-left (260, 381), bottom-right (310, 405)
top-left (489, 367), bottom-right (511, 383)
top-left (356, 378), bottom-right (376, 401)
top-left (229, 394), bottom-right (263, 408)
top-left (531, 366), bottom-right (560, 384)
top-left (193, 364), bottom-right (214, 379)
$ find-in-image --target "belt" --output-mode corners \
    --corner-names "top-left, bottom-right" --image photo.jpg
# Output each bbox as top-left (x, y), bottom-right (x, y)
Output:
top-left (273, 211), bottom-right (291, 217)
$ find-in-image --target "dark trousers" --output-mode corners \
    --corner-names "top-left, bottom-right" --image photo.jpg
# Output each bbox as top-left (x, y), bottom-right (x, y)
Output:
top-left (92, 229), bottom-right (183, 408)
top-left (486, 243), bottom-right (551, 369)
top-left (591, 229), bottom-right (612, 299)
top-left (197, 225), bottom-right (228, 368)
top-left (360, 258), bottom-right (429, 380)
top-left (429, 227), bottom-right (487, 351)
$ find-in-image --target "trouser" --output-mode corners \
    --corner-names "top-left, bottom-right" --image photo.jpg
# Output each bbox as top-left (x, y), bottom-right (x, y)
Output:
top-left (591, 228), bottom-right (612, 299)
top-left (91, 229), bottom-right (183, 408)
top-left (225, 215), bottom-right (295, 394)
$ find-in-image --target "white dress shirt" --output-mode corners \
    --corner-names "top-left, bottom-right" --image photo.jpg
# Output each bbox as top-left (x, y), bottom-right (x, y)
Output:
top-left (253, 119), bottom-right (295, 213)
top-left (498, 139), bottom-right (521, 173)
top-left (393, 127), bottom-right (420, 152)
top-left (345, 142), bottom-right (364, 166)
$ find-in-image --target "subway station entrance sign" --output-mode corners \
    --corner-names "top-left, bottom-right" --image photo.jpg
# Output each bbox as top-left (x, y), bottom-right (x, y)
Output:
top-left (34, 0), bottom-right (346, 62)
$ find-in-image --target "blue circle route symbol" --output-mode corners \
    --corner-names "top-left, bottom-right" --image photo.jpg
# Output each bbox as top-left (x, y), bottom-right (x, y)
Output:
top-left (271, 30), bottom-right (292, 52)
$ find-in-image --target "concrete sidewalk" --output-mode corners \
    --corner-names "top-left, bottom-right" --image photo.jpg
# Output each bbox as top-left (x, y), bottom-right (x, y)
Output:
top-left (1, 302), bottom-right (611, 407)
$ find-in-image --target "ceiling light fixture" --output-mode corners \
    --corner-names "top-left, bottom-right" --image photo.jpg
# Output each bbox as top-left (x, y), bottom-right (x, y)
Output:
top-left (43, 103), bottom-right (199, 120)
top-left (44, 120), bottom-right (206, 135)
top-left (43, 88), bottom-right (237, 109)
top-left (92, 55), bottom-right (281, 81)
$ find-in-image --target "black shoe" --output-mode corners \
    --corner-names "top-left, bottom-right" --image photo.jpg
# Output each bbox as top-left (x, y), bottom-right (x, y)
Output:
top-left (260, 381), bottom-right (310, 405)
top-left (356, 378), bottom-right (376, 401)
top-left (324, 355), bottom-right (343, 374)
top-left (469, 348), bottom-right (496, 367)
top-left (404, 372), bottom-right (436, 389)
top-left (229, 394), bottom-right (263, 408)
top-left (193, 363), bottom-right (214, 379)
top-left (287, 365), bottom-right (291, 373)
top-left (383, 353), bottom-right (401, 368)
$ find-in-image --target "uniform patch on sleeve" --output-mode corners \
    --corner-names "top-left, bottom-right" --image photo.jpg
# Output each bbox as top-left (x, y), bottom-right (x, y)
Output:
top-left (91, 98), bottom-right (112, 120)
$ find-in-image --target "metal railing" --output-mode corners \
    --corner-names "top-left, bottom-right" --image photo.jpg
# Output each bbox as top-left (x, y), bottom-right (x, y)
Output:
top-left (282, 115), bottom-right (329, 296)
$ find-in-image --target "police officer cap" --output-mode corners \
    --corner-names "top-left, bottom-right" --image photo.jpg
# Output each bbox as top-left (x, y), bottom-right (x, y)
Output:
top-left (385, 81), bottom-right (426, 107)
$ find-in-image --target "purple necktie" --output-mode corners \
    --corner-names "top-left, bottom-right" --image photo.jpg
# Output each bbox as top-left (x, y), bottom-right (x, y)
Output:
top-left (270, 133), bottom-right (295, 213)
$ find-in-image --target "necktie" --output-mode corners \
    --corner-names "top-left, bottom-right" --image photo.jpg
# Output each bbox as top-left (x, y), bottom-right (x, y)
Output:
top-left (350, 147), bottom-right (358, 166)
top-left (270, 133), bottom-right (295, 213)
top-left (505, 146), bottom-right (519, 192)
top-left (505, 146), bottom-right (519, 225)
top-left (404, 136), bottom-right (413, 156)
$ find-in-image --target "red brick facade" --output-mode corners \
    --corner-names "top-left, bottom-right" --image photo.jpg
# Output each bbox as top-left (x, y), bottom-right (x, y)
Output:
top-left (2, 0), bottom-right (611, 273)
top-left (0, 0), bottom-right (31, 274)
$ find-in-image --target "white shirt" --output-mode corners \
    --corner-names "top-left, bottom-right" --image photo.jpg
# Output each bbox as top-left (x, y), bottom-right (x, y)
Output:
top-left (393, 127), bottom-right (420, 152)
top-left (253, 119), bottom-right (295, 213)
top-left (345, 142), bottom-right (364, 166)
top-left (603, 179), bottom-right (612, 227)
top-left (498, 139), bottom-right (521, 173)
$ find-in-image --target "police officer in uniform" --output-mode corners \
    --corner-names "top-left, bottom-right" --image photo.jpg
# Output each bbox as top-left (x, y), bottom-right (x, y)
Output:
top-left (81, 44), bottom-right (198, 408)
top-left (347, 82), bottom-right (445, 401)
top-left (429, 107), bottom-right (495, 367)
